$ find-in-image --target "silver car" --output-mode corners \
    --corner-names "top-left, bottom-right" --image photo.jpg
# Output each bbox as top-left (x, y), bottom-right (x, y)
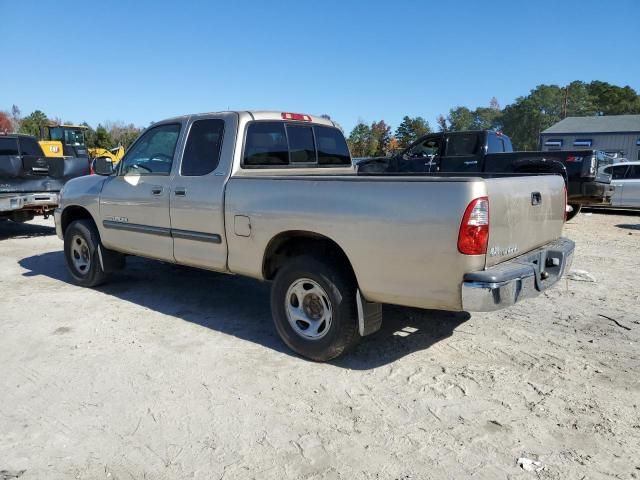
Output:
top-left (601, 161), bottom-right (640, 208)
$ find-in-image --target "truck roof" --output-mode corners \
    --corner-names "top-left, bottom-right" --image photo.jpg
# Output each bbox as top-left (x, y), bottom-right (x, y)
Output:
top-left (156, 111), bottom-right (337, 128)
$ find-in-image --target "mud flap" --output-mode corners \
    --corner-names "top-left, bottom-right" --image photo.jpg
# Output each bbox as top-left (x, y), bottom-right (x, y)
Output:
top-left (356, 289), bottom-right (383, 336)
top-left (97, 244), bottom-right (126, 273)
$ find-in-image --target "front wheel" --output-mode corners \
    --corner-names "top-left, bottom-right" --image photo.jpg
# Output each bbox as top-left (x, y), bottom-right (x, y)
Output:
top-left (271, 255), bottom-right (360, 361)
top-left (566, 203), bottom-right (582, 221)
top-left (64, 219), bottom-right (110, 287)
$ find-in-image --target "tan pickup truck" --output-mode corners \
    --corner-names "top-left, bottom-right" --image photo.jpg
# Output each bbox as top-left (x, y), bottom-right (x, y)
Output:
top-left (55, 111), bottom-right (574, 361)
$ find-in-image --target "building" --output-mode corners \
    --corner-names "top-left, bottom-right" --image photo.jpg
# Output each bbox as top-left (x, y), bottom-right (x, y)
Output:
top-left (540, 114), bottom-right (640, 161)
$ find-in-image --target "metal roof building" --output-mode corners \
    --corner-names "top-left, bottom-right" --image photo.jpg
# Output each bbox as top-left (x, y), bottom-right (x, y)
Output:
top-left (540, 114), bottom-right (640, 160)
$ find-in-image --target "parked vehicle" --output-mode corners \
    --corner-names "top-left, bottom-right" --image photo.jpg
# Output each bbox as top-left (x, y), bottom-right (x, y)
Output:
top-left (55, 112), bottom-right (574, 361)
top-left (356, 130), bottom-right (613, 220)
top-left (0, 133), bottom-right (90, 222)
top-left (599, 161), bottom-right (640, 208)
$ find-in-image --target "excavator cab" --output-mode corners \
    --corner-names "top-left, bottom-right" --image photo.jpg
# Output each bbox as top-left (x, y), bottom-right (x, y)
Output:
top-left (39, 124), bottom-right (89, 159)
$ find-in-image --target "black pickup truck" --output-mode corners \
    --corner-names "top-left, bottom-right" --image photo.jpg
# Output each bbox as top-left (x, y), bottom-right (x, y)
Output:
top-left (0, 133), bottom-right (89, 222)
top-left (357, 130), bottom-right (613, 220)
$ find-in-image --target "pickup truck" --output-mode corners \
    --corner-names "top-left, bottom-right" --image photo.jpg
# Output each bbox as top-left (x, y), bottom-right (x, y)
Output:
top-left (54, 112), bottom-right (575, 361)
top-left (0, 133), bottom-right (89, 222)
top-left (356, 130), bottom-right (613, 220)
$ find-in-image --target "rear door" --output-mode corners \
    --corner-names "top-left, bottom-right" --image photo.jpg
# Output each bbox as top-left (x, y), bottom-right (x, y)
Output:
top-left (438, 132), bottom-right (483, 173)
top-left (99, 122), bottom-right (182, 260)
top-left (170, 113), bottom-right (237, 271)
top-left (399, 134), bottom-right (443, 172)
top-left (619, 164), bottom-right (640, 207)
top-left (608, 164), bottom-right (629, 206)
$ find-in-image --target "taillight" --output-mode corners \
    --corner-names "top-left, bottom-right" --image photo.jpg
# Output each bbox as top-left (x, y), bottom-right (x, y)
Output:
top-left (458, 197), bottom-right (489, 255)
top-left (281, 112), bottom-right (312, 122)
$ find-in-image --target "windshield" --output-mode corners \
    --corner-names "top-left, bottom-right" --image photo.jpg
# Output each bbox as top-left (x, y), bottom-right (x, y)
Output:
top-left (64, 128), bottom-right (86, 146)
top-left (48, 127), bottom-right (86, 146)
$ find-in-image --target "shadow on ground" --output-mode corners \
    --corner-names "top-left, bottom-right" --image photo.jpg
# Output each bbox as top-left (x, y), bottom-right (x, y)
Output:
top-left (616, 223), bottom-right (640, 231)
top-left (19, 251), bottom-right (469, 369)
top-left (0, 220), bottom-right (55, 241)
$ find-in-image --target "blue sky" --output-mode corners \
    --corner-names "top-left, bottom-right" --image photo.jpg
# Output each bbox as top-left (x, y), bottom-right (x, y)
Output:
top-left (1, 0), bottom-right (639, 133)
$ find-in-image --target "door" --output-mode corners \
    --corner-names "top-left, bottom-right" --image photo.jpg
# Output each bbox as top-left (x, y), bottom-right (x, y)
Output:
top-left (608, 164), bottom-right (629, 206)
top-left (170, 114), bottom-right (237, 271)
top-left (399, 134), bottom-right (443, 173)
top-left (99, 122), bottom-right (182, 260)
top-left (437, 132), bottom-right (483, 174)
top-left (619, 164), bottom-right (640, 207)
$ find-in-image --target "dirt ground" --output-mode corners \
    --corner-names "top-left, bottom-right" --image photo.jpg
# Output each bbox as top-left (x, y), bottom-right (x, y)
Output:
top-left (0, 211), bottom-right (639, 480)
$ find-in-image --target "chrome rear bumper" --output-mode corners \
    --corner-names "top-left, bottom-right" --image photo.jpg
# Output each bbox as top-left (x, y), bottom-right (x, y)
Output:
top-left (462, 237), bottom-right (575, 312)
top-left (0, 192), bottom-right (59, 213)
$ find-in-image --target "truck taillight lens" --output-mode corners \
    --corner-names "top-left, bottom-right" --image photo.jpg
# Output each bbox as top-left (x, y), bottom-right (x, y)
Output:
top-left (458, 197), bottom-right (489, 255)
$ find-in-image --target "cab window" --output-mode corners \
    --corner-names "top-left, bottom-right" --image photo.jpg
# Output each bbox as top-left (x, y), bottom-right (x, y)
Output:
top-left (181, 119), bottom-right (225, 176)
top-left (487, 134), bottom-right (504, 153)
top-left (405, 136), bottom-right (441, 159)
top-left (119, 124), bottom-right (181, 176)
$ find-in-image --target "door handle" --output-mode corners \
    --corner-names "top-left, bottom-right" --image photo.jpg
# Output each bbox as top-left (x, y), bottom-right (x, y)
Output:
top-left (151, 186), bottom-right (163, 195)
top-left (174, 187), bottom-right (186, 197)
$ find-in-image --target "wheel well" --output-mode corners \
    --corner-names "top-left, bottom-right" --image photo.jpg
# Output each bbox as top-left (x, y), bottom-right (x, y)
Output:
top-left (60, 206), bottom-right (94, 235)
top-left (263, 231), bottom-right (355, 281)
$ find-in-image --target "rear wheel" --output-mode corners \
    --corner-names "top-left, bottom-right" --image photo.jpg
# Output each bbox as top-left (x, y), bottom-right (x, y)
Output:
top-left (64, 219), bottom-right (109, 287)
top-left (566, 203), bottom-right (582, 221)
top-left (271, 255), bottom-right (360, 361)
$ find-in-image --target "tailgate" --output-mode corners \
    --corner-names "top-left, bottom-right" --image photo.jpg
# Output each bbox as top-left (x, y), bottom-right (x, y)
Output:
top-left (485, 175), bottom-right (565, 268)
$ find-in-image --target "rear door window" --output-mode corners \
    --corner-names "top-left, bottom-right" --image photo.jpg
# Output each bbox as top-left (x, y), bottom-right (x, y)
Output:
top-left (626, 165), bottom-right (640, 179)
top-left (0, 138), bottom-right (19, 156)
top-left (181, 119), bottom-right (225, 176)
top-left (446, 133), bottom-right (480, 156)
top-left (19, 137), bottom-right (43, 157)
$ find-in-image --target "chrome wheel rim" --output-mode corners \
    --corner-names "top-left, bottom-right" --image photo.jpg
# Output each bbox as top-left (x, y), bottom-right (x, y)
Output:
top-left (285, 278), bottom-right (332, 340)
top-left (70, 234), bottom-right (91, 274)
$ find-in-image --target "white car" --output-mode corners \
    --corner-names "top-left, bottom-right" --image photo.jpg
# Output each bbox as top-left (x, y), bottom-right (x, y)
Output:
top-left (601, 161), bottom-right (640, 208)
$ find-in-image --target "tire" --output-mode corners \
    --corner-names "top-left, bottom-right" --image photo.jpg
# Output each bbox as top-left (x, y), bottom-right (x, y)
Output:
top-left (566, 203), bottom-right (582, 221)
top-left (64, 219), bottom-right (110, 287)
top-left (271, 255), bottom-right (361, 361)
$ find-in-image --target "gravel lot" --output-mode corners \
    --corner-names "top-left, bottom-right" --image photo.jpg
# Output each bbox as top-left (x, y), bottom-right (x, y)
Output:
top-left (1, 212), bottom-right (639, 480)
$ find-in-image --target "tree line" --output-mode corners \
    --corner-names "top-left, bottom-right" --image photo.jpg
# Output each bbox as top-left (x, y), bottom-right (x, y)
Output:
top-left (347, 81), bottom-right (640, 157)
top-left (0, 105), bottom-right (142, 149)
top-left (4, 80), bottom-right (640, 155)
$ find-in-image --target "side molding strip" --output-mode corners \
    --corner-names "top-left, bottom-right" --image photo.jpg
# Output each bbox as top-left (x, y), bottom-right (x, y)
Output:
top-left (103, 220), bottom-right (221, 244)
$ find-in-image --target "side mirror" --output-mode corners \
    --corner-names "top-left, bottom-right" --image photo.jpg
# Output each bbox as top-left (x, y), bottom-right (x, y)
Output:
top-left (93, 156), bottom-right (114, 176)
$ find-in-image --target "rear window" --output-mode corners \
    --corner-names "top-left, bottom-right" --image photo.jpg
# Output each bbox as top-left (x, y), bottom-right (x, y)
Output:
top-left (243, 122), bottom-right (350, 167)
top-left (487, 134), bottom-right (504, 153)
top-left (0, 138), bottom-right (19, 156)
top-left (446, 133), bottom-right (480, 156)
top-left (316, 126), bottom-right (350, 165)
top-left (288, 125), bottom-right (315, 163)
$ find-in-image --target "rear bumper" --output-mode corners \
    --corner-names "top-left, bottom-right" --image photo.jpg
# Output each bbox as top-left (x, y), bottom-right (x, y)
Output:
top-left (462, 237), bottom-right (575, 312)
top-left (570, 181), bottom-right (613, 205)
top-left (0, 192), bottom-right (59, 213)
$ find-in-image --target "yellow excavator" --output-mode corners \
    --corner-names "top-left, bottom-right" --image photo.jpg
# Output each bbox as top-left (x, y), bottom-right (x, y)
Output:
top-left (38, 123), bottom-right (125, 165)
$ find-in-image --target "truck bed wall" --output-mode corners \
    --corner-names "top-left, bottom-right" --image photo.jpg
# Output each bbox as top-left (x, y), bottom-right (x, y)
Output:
top-left (224, 176), bottom-right (487, 311)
